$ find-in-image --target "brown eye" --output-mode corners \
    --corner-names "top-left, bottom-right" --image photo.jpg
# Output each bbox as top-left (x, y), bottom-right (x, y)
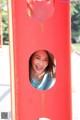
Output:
top-left (46, 59), bottom-right (48, 61)
top-left (44, 59), bottom-right (48, 62)
top-left (36, 57), bottom-right (40, 60)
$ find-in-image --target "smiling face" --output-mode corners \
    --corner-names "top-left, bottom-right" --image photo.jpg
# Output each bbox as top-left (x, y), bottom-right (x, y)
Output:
top-left (31, 50), bottom-right (49, 76)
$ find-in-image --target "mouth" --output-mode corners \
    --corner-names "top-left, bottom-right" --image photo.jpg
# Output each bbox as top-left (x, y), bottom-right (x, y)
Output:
top-left (35, 65), bottom-right (43, 71)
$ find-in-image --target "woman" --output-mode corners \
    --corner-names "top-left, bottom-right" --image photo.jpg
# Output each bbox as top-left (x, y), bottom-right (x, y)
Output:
top-left (29, 50), bottom-right (56, 90)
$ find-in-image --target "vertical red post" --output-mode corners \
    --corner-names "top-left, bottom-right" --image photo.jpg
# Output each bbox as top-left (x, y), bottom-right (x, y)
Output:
top-left (9, 0), bottom-right (72, 120)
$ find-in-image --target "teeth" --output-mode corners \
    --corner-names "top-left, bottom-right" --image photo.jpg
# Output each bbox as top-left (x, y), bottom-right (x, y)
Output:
top-left (36, 65), bottom-right (43, 70)
top-left (36, 65), bottom-right (42, 69)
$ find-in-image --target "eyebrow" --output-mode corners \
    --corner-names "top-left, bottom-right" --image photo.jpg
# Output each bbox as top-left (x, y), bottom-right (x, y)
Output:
top-left (35, 54), bottom-right (48, 60)
top-left (35, 55), bottom-right (41, 57)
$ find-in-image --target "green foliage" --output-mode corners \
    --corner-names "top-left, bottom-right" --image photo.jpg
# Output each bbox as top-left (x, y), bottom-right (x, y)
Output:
top-left (72, 32), bottom-right (80, 37)
top-left (71, 3), bottom-right (78, 15)
top-left (71, 3), bottom-right (80, 32)
top-left (73, 44), bottom-right (80, 52)
top-left (2, 0), bottom-right (9, 45)
top-left (71, 2), bottom-right (80, 43)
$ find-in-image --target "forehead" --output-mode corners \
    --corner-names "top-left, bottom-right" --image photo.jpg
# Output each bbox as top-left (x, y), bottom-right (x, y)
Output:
top-left (34, 50), bottom-right (48, 58)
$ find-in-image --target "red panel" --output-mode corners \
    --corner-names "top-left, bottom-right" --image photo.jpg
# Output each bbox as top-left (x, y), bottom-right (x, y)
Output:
top-left (11, 0), bottom-right (72, 120)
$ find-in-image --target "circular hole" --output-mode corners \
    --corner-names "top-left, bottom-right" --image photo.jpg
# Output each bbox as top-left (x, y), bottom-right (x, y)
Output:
top-left (29, 50), bottom-right (56, 90)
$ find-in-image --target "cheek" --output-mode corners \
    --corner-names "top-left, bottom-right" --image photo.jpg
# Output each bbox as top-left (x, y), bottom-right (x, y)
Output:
top-left (31, 58), bottom-right (35, 66)
top-left (44, 62), bottom-right (48, 68)
top-left (32, 58), bottom-right (38, 66)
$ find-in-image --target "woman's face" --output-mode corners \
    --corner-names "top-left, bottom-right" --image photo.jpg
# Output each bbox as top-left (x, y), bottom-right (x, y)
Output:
top-left (31, 50), bottom-right (49, 75)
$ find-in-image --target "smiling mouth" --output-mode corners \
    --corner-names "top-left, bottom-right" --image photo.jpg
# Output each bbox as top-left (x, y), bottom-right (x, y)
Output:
top-left (35, 65), bottom-right (43, 71)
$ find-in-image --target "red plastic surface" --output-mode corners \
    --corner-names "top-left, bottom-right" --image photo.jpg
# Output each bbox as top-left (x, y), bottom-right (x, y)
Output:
top-left (11, 0), bottom-right (72, 120)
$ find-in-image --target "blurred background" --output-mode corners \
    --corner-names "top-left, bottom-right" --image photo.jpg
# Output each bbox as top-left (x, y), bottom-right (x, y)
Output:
top-left (0, 0), bottom-right (80, 120)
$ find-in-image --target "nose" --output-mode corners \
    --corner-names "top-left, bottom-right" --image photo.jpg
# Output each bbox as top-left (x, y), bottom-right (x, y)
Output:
top-left (39, 60), bottom-right (43, 66)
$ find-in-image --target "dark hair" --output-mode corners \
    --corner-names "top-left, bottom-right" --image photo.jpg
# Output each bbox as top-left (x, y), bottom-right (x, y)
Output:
top-left (29, 50), bottom-right (55, 73)
top-left (44, 50), bottom-right (55, 72)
